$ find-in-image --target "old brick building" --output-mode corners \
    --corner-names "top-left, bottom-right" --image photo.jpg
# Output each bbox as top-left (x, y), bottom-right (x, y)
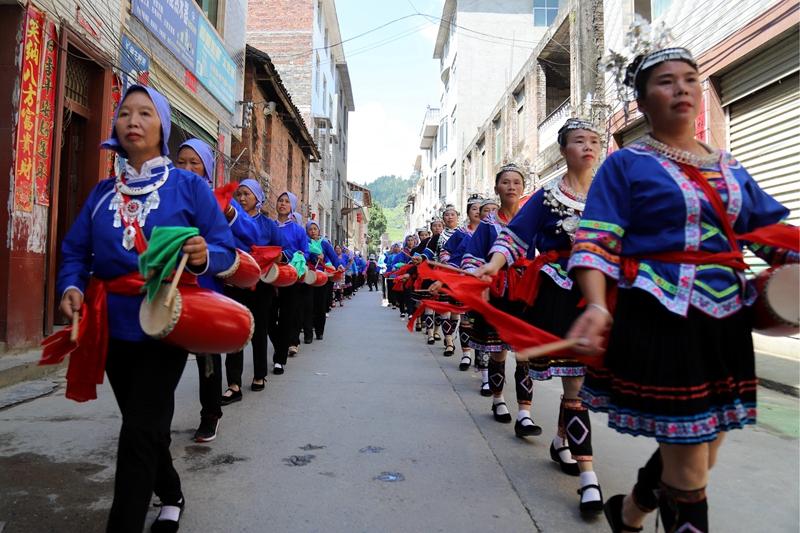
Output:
top-left (231, 46), bottom-right (319, 219)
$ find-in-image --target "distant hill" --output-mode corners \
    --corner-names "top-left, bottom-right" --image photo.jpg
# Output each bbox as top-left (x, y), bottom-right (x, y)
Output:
top-left (365, 175), bottom-right (415, 209)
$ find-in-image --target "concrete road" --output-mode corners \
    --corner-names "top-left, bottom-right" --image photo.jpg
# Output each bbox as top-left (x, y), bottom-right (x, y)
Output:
top-left (0, 289), bottom-right (797, 532)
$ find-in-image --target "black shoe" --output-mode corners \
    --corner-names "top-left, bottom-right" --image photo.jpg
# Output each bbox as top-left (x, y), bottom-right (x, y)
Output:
top-left (480, 382), bottom-right (492, 397)
top-left (273, 363), bottom-right (285, 375)
top-left (316, 334), bottom-right (323, 340)
top-left (578, 484), bottom-right (604, 515)
top-left (251, 378), bottom-right (266, 392)
top-left (443, 344), bottom-right (455, 357)
top-left (514, 417), bottom-right (543, 437)
top-left (459, 355), bottom-right (471, 371)
top-left (427, 335), bottom-right (435, 345)
top-left (604, 495), bottom-right (643, 532)
top-left (415, 323), bottom-right (422, 332)
top-left (550, 441), bottom-right (580, 476)
top-left (491, 402), bottom-right (512, 423)
top-left (304, 338), bottom-right (313, 344)
top-left (220, 388), bottom-right (242, 406)
top-left (194, 415), bottom-right (220, 442)
top-left (150, 498), bottom-right (184, 533)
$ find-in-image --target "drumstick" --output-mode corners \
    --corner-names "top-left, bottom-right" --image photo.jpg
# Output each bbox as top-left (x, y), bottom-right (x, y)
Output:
top-left (70, 310), bottom-right (80, 343)
top-left (427, 261), bottom-right (477, 276)
top-left (514, 338), bottom-right (582, 361)
top-left (164, 253), bottom-right (190, 308)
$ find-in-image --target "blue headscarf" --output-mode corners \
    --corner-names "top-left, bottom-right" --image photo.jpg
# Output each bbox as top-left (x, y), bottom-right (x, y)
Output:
top-left (278, 191), bottom-right (298, 213)
top-left (306, 219), bottom-right (320, 231)
top-left (178, 138), bottom-right (214, 185)
top-left (239, 179), bottom-right (265, 211)
top-left (100, 85), bottom-right (171, 158)
top-left (292, 211), bottom-right (303, 225)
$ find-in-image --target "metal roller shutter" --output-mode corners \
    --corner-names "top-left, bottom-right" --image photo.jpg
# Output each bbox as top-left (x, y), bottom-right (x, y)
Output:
top-left (620, 117), bottom-right (649, 147)
top-left (721, 31), bottom-right (799, 107)
top-left (729, 72), bottom-right (800, 227)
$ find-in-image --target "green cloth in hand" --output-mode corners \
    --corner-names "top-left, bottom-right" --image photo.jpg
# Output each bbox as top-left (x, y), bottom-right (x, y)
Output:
top-left (308, 238), bottom-right (323, 256)
top-left (139, 226), bottom-right (200, 302)
top-left (289, 251), bottom-right (307, 279)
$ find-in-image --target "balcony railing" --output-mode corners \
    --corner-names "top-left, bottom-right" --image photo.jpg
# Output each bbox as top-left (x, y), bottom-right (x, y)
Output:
top-left (419, 107), bottom-right (440, 148)
top-left (537, 100), bottom-right (573, 150)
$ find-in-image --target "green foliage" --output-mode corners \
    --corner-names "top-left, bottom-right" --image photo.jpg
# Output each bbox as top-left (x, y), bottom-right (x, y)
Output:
top-left (384, 205), bottom-right (406, 242)
top-left (366, 175), bottom-right (415, 209)
top-left (367, 201), bottom-right (387, 247)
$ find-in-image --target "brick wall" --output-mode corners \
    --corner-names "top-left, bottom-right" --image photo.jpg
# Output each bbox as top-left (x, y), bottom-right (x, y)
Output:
top-left (246, 0), bottom-right (314, 124)
top-left (231, 64), bottom-right (308, 219)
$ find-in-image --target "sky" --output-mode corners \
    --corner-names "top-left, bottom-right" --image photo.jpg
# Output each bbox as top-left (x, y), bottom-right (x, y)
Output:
top-left (335, 0), bottom-right (444, 185)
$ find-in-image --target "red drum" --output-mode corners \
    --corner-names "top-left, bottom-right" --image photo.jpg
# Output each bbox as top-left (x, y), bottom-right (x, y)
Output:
top-left (261, 263), bottom-right (299, 287)
top-left (217, 249), bottom-right (261, 288)
top-left (311, 268), bottom-right (329, 287)
top-left (303, 268), bottom-right (317, 285)
top-left (139, 285), bottom-right (254, 354)
top-left (752, 263), bottom-right (799, 336)
top-left (330, 269), bottom-right (344, 282)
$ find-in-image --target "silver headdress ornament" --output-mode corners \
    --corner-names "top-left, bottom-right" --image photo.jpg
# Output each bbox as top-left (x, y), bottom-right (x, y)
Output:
top-left (600, 15), bottom-right (697, 116)
top-left (557, 93), bottom-right (606, 147)
top-left (429, 215), bottom-right (443, 225)
top-left (441, 203), bottom-right (459, 215)
top-left (480, 196), bottom-right (500, 209)
top-left (466, 193), bottom-right (483, 206)
top-left (416, 226), bottom-right (429, 235)
top-left (498, 156), bottom-right (534, 181)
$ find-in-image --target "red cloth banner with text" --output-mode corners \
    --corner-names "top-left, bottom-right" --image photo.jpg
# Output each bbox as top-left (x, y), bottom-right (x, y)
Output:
top-left (33, 18), bottom-right (58, 206)
top-left (14, 3), bottom-right (46, 212)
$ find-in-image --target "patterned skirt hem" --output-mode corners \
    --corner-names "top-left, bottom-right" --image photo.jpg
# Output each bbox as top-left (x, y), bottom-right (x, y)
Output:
top-left (468, 341), bottom-right (510, 352)
top-left (529, 365), bottom-right (586, 381)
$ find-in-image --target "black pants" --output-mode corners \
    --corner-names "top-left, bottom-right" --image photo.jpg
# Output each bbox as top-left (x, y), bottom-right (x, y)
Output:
top-left (196, 353), bottom-right (222, 418)
top-left (381, 274), bottom-right (386, 298)
top-left (105, 338), bottom-right (188, 533)
top-left (225, 281), bottom-right (273, 386)
top-left (304, 281), bottom-right (330, 339)
top-left (387, 278), bottom-right (396, 306)
top-left (292, 283), bottom-right (311, 346)
top-left (367, 273), bottom-right (378, 290)
top-left (326, 280), bottom-right (333, 311)
top-left (344, 275), bottom-right (353, 297)
top-left (268, 283), bottom-right (301, 365)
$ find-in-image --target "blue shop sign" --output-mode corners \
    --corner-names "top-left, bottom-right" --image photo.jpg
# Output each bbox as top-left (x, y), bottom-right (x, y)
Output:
top-left (131, 0), bottom-right (198, 71)
top-left (120, 35), bottom-right (150, 93)
top-left (196, 18), bottom-right (236, 113)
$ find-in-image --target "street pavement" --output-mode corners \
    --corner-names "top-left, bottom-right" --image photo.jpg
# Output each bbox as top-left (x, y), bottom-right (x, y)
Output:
top-left (0, 289), bottom-right (798, 533)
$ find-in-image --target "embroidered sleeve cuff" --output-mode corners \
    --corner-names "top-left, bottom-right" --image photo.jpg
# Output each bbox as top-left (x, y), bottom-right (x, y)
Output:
top-left (567, 251), bottom-right (620, 280)
top-left (421, 249), bottom-right (434, 260)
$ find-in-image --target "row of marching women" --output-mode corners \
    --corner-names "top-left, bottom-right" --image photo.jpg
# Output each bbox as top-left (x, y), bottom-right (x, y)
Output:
top-left (37, 84), bottom-right (358, 533)
top-left (393, 23), bottom-right (799, 533)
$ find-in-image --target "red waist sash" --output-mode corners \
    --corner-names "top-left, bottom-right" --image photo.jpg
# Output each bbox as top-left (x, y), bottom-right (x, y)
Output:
top-left (40, 271), bottom-right (198, 402)
top-left (511, 250), bottom-right (572, 306)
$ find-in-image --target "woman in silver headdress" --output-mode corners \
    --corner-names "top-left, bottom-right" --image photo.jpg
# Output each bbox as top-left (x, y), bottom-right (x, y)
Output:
top-left (475, 117), bottom-right (604, 514)
top-left (567, 40), bottom-right (797, 533)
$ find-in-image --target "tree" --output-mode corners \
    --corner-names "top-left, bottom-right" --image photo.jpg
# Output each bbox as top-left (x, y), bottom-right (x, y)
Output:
top-left (367, 201), bottom-right (387, 253)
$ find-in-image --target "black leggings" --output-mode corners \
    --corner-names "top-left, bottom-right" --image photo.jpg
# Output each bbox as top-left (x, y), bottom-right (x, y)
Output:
top-left (105, 338), bottom-right (188, 533)
top-left (304, 281), bottom-right (330, 338)
top-left (224, 282), bottom-right (273, 385)
top-left (268, 283), bottom-right (302, 365)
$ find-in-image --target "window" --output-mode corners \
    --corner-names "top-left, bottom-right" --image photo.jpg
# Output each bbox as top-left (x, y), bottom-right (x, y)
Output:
top-left (323, 77), bottom-right (327, 109)
top-left (450, 163), bottom-right (456, 192)
top-left (494, 119), bottom-right (503, 164)
top-left (324, 27), bottom-right (329, 49)
top-left (194, 0), bottom-right (219, 29)
top-left (451, 115), bottom-right (456, 147)
top-left (438, 165), bottom-right (447, 194)
top-left (439, 117), bottom-right (448, 154)
top-left (652, 0), bottom-right (672, 19)
top-left (515, 88), bottom-right (525, 142)
top-left (329, 96), bottom-right (333, 119)
top-left (534, 0), bottom-right (559, 27)
top-left (326, 213), bottom-right (331, 237)
top-left (317, 1), bottom-right (323, 28)
top-left (478, 141), bottom-right (485, 182)
top-left (316, 54), bottom-right (321, 94)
